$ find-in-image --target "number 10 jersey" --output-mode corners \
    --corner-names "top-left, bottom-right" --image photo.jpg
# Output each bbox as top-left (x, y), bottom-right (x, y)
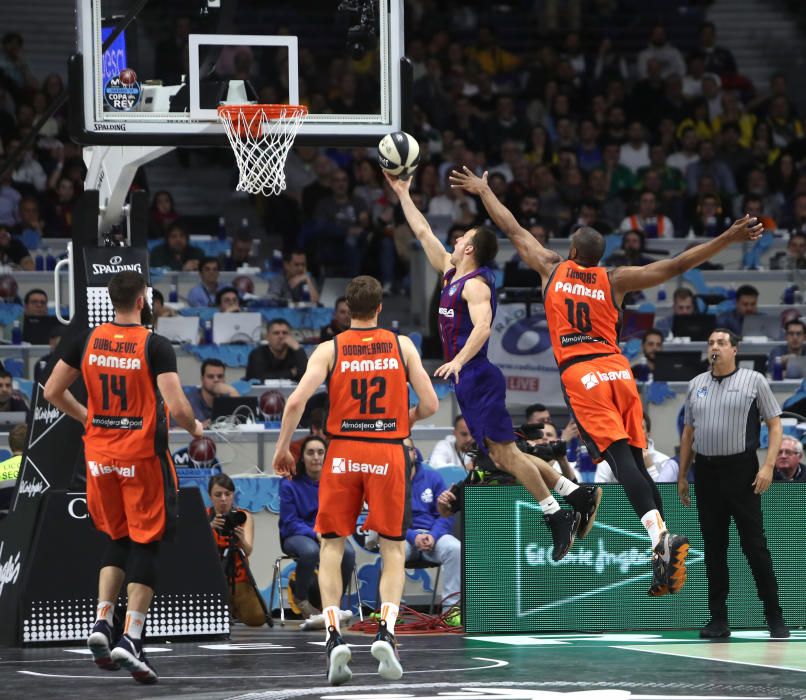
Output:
top-left (543, 260), bottom-right (621, 370)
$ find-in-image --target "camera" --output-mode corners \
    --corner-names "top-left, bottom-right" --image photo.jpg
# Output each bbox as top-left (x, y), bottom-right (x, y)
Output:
top-left (515, 423), bottom-right (567, 462)
top-left (211, 509), bottom-right (247, 537)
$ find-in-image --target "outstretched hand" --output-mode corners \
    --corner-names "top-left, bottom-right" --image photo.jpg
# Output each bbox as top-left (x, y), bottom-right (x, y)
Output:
top-left (726, 214), bottom-right (764, 242)
top-left (383, 170), bottom-right (413, 196)
top-left (449, 166), bottom-right (488, 195)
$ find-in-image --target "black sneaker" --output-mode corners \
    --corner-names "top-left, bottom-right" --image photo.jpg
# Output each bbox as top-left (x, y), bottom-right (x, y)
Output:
top-left (87, 619), bottom-right (120, 671)
top-left (544, 510), bottom-right (581, 562)
top-left (110, 634), bottom-right (158, 684)
top-left (700, 618), bottom-right (731, 638)
top-left (647, 531), bottom-right (689, 597)
top-left (767, 612), bottom-right (790, 639)
top-left (564, 485), bottom-right (602, 540)
top-left (325, 625), bottom-right (352, 686)
top-left (370, 619), bottom-right (403, 680)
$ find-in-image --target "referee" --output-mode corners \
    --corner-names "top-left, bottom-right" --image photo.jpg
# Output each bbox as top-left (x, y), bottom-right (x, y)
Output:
top-left (678, 328), bottom-right (789, 639)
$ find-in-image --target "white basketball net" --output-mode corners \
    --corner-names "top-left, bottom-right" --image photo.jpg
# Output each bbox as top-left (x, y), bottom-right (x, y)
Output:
top-left (218, 105), bottom-right (307, 197)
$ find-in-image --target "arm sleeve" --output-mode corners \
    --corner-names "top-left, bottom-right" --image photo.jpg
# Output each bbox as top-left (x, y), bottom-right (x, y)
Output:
top-left (755, 373), bottom-right (781, 420)
top-left (58, 329), bottom-right (92, 369)
top-left (147, 333), bottom-right (178, 375)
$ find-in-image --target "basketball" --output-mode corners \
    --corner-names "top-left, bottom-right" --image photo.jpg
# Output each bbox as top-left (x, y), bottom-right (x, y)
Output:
top-left (259, 390), bottom-right (286, 420)
top-left (119, 68), bottom-right (137, 86)
top-left (232, 275), bottom-right (254, 296)
top-left (188, 436), bottom-right (217, 465)
top-left (378, 131), bottom-right (420, 180)
top-left (0, 274), bottom-right (18, 300)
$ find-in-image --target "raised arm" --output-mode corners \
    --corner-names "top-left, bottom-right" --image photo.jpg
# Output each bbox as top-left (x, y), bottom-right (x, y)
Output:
top-left (610, 215), bottom-right (763, 300)
top-left (384, 172), bottom-right (452, 274)
top-left (449, 167), bottom-right (561, 279)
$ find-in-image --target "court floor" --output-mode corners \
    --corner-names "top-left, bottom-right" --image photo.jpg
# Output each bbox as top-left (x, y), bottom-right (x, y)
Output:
top-left (1, 625), bottom-right (804, 700)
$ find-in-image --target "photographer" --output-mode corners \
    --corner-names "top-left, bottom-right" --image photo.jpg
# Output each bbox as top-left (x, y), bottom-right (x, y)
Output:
top-left (279, 435), bottom-right (356, 620)
top-left (516, 421), bottom-right (580, 482)
top-left (208, 474), bottom-right (265, 627)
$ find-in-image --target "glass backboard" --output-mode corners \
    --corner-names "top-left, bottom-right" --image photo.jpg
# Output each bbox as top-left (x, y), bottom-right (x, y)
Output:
top-left (72, 0), bottom-right (408, 147)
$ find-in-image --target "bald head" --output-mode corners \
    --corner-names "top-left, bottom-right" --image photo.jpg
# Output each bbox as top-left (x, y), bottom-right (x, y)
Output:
top-left (570, 226), bottom-right (605, 267)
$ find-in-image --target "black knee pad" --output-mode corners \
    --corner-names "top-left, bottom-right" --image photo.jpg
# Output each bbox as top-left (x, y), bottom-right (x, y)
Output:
top-left (128, 541), bottom-right (161, 589)
top-left (101, 536), bottom-right (131, 570)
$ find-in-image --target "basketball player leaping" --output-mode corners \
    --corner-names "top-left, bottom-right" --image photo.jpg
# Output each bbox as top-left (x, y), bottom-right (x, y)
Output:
top-left (44, 271), bottom-right (203, 683)
top-left (273, 276), bottom-right (438, 686)
top-left (451, 166), bottom-right (763, 596)
top-left (386, 172), bottom-right (601, 562)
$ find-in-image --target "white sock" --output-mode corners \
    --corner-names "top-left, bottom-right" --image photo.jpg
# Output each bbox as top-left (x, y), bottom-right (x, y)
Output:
top-left (539, 496), bottom-right (561, 515)
top-left (380, 602), bottom-right (399, 635)
top-left (124, 611), bottom-right (146, 640)
top-left (323, 606), bottom-right (341, 640)
top-left (96, 600), bottom-right (114, 626)
top-left (641, 509), bottom-right (666, 550)
top-left (554, 476), bottom-right (579, 496)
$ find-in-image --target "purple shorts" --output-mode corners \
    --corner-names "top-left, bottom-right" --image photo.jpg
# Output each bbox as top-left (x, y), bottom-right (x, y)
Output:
top-left (453, 358), bottom-right (516, 453)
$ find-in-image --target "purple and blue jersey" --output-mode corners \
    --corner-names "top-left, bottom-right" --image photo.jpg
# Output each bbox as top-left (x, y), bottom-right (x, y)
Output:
top-left (438, 266), bottom-right (497, 364)
top-left (437, 266), bottom-right (515, 451)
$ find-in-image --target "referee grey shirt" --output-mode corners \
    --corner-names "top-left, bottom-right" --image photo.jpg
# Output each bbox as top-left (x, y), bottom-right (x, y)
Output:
top-left (684, 368), bottom-right (781, 457)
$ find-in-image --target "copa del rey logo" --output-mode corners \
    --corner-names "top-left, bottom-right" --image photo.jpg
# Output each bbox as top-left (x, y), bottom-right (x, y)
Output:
top-left (331, 457), bottom-right (389, 475)
top-left (91, 254), bottom-right (143, 276)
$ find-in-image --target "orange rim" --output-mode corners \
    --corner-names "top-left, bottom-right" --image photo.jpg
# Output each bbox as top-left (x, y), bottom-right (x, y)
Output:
top-left (217, 103), bottom-right (308, 138)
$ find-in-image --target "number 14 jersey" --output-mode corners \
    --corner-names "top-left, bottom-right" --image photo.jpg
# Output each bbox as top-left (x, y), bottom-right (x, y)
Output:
top-left (543, 260), bottom-right (621, 369)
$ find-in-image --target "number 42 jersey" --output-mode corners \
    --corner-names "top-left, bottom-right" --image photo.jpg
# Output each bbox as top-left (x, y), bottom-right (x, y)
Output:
top-left (325, 327), bottom-right (410, 441)
top-left (543, 260), bottom-right (621, 369)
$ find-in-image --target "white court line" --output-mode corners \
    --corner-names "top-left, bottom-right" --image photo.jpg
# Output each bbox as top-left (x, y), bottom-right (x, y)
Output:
top-left (17, 656), bottom-right (508, 681)
top-left (616, 645), bottom-right (806, 674)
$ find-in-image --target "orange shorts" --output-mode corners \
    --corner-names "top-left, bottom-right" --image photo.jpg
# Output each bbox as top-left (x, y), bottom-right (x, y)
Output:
top-left (561, 353), bottom-right (646, 461)
top-left (316, 438), bottom-right (411, 540)
top-left (84, 446), bottom-right (178, 544)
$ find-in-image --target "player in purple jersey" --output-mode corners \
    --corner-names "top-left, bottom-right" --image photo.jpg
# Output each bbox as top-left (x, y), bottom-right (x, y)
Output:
top-left (386, 173), bottom-right (601, 560)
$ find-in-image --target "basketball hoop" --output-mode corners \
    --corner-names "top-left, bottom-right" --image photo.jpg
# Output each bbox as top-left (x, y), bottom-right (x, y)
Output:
top-left (217, 104), bottom-right (308, 197)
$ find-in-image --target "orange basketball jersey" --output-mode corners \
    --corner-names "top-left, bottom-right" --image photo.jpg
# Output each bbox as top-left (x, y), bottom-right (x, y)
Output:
top-left (81, 323), bottom-right (168, 458)
top-left (325, 327), bottom-right (410, 440)
top-left (543, 260), bottom-right (621, 368)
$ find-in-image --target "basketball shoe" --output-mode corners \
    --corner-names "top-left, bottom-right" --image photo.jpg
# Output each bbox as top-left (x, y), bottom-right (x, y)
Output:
top-left (544, 510), bottom-right (581, 561)
top-left (325, 625), bottom-right (352, 686)
top-left (87, 619), bottom-right (120, 671)
top-left (110, 634), bottom-right (158, 684)
top-left (371, 619), bottom-right (403, 680)
top-left (564, 485), bottom-right (602, 540)
top-left (647, 531), bottom-right (689, 596)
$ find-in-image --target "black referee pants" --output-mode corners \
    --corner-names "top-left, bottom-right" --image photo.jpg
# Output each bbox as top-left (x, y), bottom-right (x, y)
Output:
top-left (694, 452), bottom-right (782, 620)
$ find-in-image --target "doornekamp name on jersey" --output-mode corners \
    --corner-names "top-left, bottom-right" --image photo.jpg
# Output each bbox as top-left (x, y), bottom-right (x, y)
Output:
top-left (340, 418), bottom-right (397, 432)
top-left (341, 342), bottom-right (394, 356)
top-left (88, 354), bottom-right (142, 369)
top-left (339, 358), bottom-right (400, 373)
top-left (553, 280), bottom-right (606, 300)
